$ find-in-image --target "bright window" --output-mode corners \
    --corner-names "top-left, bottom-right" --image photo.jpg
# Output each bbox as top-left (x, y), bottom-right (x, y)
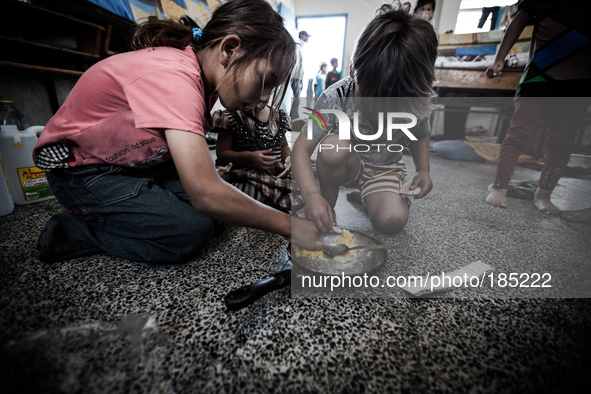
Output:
top-left (455, 1), bottom-right (518, 34)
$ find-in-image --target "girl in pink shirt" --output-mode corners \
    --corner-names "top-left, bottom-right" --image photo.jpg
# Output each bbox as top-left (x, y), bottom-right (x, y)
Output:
top-left (34, 0), bottom-right (322, 263)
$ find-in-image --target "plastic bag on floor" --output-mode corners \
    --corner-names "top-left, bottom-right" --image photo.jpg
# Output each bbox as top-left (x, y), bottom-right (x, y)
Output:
top-left (0, 315), bottom-right (174, 394)
top-left (487, 180), bottom-right (538, 200)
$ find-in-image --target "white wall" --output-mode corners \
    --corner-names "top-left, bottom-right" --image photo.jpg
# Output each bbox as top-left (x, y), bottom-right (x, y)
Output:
top-left (437, 0), bottom-right (462, 34)
top-left (268, 0), bottom-right (297, 13)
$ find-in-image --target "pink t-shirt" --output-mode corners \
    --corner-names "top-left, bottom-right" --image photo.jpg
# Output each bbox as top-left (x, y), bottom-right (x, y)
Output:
top-left (34, 46), bottom-right (214, 168)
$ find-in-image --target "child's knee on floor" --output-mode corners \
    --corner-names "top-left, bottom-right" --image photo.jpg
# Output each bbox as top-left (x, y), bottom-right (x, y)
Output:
top-left (147, 224), bottom-right (215, 263)
top-left (127, 210), bottom-right (216, 263)
top-left (168, 216), bottom-right (216, 261)
top-left (365, 192), bottom-right (409, 234)
top-left (370, 211), bottom-right (409, 234)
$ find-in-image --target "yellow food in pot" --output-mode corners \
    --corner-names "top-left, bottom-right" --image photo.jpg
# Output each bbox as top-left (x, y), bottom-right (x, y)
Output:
top-left (292, 245), bottom-right (327, 260)
top-left (293, 229), bottom-right (359, 262)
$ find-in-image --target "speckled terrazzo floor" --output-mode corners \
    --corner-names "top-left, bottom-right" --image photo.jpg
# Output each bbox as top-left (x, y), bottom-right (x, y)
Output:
top-left (1, 152), bottom-right (591, 394)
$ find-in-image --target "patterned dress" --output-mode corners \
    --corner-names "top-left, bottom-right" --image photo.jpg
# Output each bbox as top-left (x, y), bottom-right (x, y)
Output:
top-left (212, 109), bottom-right (292, 213)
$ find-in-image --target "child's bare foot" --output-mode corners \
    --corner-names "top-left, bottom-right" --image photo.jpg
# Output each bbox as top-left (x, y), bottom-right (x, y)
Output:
top-left (560, 208), bottom-right (591, 223)
top-left (533, 188), bottom-right (561, 215)
top-left (291, 200), bottom-right (307, 219)
top-left (346, 190), bottom-right (362, 204)
top-left (295, 209), bottom-right (306, 219)
top-left (486, 189), bottom-right (508, 208)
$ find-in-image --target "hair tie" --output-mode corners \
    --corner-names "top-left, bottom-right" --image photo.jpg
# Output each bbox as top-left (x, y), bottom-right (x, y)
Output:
top-left (192, 27), bottom-right (203, 41)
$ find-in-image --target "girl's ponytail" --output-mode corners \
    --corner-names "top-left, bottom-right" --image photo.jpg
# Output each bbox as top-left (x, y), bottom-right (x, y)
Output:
top-left (131, 18), bottom-right (195, 51)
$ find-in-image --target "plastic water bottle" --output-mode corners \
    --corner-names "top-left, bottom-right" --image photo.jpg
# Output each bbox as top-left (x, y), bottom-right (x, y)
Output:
top-left (0, 100), bottom-right (53, 205)
top-left (0, 125), bottom-right (53, 205)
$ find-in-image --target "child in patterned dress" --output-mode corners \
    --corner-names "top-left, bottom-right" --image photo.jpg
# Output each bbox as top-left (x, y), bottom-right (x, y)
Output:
top-left (213, 106), bottom-right (293, 213)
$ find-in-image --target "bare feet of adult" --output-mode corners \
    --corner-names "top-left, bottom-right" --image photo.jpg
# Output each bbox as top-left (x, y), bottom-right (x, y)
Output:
top-left (486, 188), bottom-right (508, 208)
top-left (346, 190), bottom-right (362, 204)
top-left (560, 208), bottom-right (591, 223)
top-left (533, 188), bottom-right (561, 215)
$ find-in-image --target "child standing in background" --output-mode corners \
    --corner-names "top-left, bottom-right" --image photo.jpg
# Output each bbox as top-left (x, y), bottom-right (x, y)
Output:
top-left (33, 0), bottom-right (323, 264)
top-left (213, 105), bottom-right (292, 213)
top-left (325, 58), bottom-right (341, 89)
top-left (292, 1), bottom-right (438, 234)
top-left (314, 62), bottom-right (327, 100)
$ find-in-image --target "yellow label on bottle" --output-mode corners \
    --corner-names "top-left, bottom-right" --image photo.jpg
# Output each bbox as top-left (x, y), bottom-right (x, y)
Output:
top-left (17, 166), bottom-right (53, 201)
top-left (13, 141), bottom-right (22, 148)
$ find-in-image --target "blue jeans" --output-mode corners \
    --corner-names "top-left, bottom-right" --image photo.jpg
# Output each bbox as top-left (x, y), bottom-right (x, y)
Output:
top-left (38, 161), bottom-right (215, 263)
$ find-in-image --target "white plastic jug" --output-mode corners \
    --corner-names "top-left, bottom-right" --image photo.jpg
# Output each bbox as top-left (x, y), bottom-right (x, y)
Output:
top-left (0, 149), bottom-right (14, 216)
top-left (0, 125), bottom-right (54, 205)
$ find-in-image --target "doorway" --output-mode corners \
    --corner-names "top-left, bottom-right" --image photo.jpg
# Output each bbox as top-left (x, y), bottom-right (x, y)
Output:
top-left (296, 15), bottom-right (347, 98)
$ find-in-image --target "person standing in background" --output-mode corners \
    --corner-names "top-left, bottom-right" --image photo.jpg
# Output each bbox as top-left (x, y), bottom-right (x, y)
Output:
top-left (485, 0), bottom-right (591, 214)
top-left (290, 31), bottom-right (310, 120)
top-left (325, 57), bottom-right (341, 89)
top-left (314, 61), bottom-right (327, 100)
